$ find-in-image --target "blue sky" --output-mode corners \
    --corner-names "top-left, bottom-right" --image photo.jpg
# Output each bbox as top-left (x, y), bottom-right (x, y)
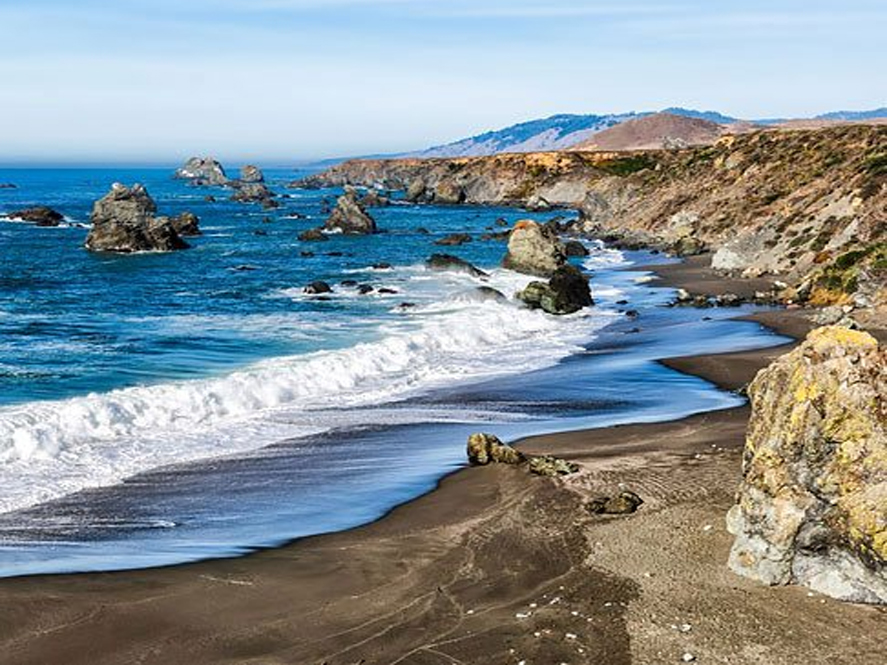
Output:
top-left (0, 0), bottom-right (884, 163)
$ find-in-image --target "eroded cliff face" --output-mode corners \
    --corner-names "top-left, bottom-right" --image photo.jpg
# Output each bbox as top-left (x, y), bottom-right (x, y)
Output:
top-left (298, 125), bottom-right (886, 316)
top-left (726, 326), bottom-right (887, 604)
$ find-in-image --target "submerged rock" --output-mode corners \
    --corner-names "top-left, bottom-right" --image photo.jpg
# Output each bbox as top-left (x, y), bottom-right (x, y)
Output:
top-left (516, 264), bottom-right (593, 315)
top-left (303, 281), bottom-right (332, 295)
top-left (174, 157), bottom-right (229, 186)
top-left (435, 233), bottom-right (472, 246)
top-left (4, 206), bottom-right (64, 226)
top-left (726, 326), bottom-right (887, 604)
top-left (467, 433), bottom-right (525, 466)
top-left (503, 220), bottom-right (566, 277)
top-left (299, 227), bottom-right (328, 242)
top-left (86, 183), bottom-right (188, 253)
top-left (325, 189), bottom-right (377, 235)
top-left (426, 253), bottom-right (488, 278)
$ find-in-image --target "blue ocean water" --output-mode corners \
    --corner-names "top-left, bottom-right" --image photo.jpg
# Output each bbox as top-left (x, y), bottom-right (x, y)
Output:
top-left (0, 167), bottom-right (789, 576)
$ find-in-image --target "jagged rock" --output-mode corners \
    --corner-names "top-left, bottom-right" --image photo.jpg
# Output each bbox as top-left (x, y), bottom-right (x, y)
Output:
top-left (299, 227), bottom-right (328, 242)
top-left (359, 190), bottom-right (391, 207)
top-left (525, 194), bottom-right (551, 212)
top-left (231, 181), bottom-right (276, 206)
top-left (406, 179), bottom-right (427, 203)
top-left (174, 157), bottom-right (229, 186)
top-left (426, 253), bottom-right (488, 278)
top-left (467, 433), bottom-right (525, 466)
top-left (474, 286), bottom-right (508, 302)
top-left (435, 233), bottom-right (472, 246)
top-left (563, 240), bottom-right (589, 257)
top-left (168, 211), bottom-right (201, 236)
top-left (4, 206), bottom-right (64, 226)
top-left (527, 455), bottom-right (579, 477)
top-left (726, 326), bottom-right (887, 604)
top-left (503, 220), bottom-right (567, 277)
top-left (240, 165), bottom-right (264, 183)
top-left (587, 491), bottom-right (644, 514)
top-left (516, 264), bottom-right (593, 315)
top-left (303, 281), bottom-right (332, 295)
top-left (433, 181), bottom-right (465, 205)
top-left (86, 183), bottom-right (188, 253)
top-left (325, 190), bottom-right (377, 235)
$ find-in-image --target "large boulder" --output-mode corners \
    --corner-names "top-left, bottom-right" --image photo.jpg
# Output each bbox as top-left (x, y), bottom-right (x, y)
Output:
top-left (503, 220), bottom-right (567, 277)
top-left (433, 181), bottom-right (465, 205)
top-left (4, 206), bottom-right (64, 226)
top-left (325, 190), bottom-right (377, 235)
top-left (86, 183), bottom-right (189, 253)
top-left (467, 433), bottom-right (525, 466)
top-left (726, 326), bottom-right (887, 604)
top-left (174, 157), bottom-right (229, 186)
top-left (239, 164), bottom-right (264, 183)
top-left (516, 264), bottom-right (593, 315)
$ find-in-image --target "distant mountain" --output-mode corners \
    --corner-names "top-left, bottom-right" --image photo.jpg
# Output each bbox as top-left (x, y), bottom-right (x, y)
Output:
top-left (408, 107), bottom-right (886, 158)
top-left (574, 112), bottom-right (725, 152)
top-left (814, 108), bottom-right (887, 121)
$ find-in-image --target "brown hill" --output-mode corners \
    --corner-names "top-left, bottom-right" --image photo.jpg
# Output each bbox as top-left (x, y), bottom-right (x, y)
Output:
top-left (575, 112), bottom-right (725, 151)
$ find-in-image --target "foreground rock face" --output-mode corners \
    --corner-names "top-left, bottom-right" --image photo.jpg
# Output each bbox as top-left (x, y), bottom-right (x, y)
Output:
top-left (727, 326), bottom-right (887, 604)
top-left (503, 220), bottom-right (566, 277)
top-left (517, 264), bottom-right (593, 315)
top-left (174, 157), bottom-right (229, 186)
top-left (325, 190), bottom-right (377, 234)
top-left (86, 183), bottom-right (189, 253)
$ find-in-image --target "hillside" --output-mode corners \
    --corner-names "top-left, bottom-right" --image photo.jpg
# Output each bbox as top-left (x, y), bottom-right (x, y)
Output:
top-left (297, 124), bottom-right (886, 318)
top-left (574, 112), bottom-right (725, 151)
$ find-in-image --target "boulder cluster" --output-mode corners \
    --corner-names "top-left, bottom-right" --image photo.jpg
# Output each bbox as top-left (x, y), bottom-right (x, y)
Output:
top-left (466, 433), bottom-right (579, 478)
top-left (175, 157), bottom-right (277, 207)
top-left (85, 183), bottom-right (198, 253)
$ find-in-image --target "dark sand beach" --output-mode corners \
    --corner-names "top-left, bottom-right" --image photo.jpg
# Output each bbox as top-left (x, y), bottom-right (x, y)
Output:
top-left (1, 259), bottom-right (884, 665)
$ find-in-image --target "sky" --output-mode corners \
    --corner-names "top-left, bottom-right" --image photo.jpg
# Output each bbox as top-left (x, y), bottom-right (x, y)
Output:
top-left (0, 0), bottom-right (884, 164)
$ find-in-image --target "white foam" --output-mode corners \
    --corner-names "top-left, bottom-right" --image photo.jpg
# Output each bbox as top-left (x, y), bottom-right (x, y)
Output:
top-left (0, 293), bottom-right (617, 515)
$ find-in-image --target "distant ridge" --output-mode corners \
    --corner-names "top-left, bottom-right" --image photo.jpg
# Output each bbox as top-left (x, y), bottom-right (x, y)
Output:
top-left (409, 107), bottom-right (886, 158)
top-left (574, 112), bottom-right (725, 151)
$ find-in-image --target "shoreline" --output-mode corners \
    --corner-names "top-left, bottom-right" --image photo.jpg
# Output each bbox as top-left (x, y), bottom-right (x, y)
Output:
top-left (1, 259), bottom-right (884, 664)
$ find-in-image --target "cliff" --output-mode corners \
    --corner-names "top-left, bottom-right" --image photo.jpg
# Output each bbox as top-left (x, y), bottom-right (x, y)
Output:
top-left (297, 125), bottom-right (886, 316)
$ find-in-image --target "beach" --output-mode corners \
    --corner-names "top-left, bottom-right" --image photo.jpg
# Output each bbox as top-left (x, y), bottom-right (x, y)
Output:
top-left (2, 259), bottom-right (883, 665)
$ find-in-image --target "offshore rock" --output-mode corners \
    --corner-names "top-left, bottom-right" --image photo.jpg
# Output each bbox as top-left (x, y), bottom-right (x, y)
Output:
top-left (426, 253), bottom-right (488, 278)
top-left (435, 233), bottom-right (472, 246)
top-left (86, 183), bottom-right (188, 253)
top-left (325, 190), bottom-right (377, 235)
top-left (231, 181), bottom-right (276, 207)
top-left (166, 211), bottom-right (201, 236)
top-left (239, 164), bottom-right (264, 183)
top-left (503, 220), bottom-right (566, 277)
top-left (467, 433), bottom-right (525, 466)
top-left (726, 326), bottom-right (887, 604)
top-left (4, 206), bottom-right (64, 226)
top-left (174, 157), bottom-right (229, 186)
top-left (563, 240), bottom-right (589, 257)
top-left (516, 264), bottom-right (593, 315)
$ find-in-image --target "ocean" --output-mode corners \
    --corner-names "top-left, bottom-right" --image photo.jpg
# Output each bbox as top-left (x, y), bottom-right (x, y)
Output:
top-left (0, 166), bottom-right (789, 576)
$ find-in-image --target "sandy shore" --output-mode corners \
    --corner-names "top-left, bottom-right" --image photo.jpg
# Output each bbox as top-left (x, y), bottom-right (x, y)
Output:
top-left (1, 258), bottom-right (884, 665)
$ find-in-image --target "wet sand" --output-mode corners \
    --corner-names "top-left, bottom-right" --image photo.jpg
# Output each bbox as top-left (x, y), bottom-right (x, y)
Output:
top-left (1, 260), bottom-right (884, 665)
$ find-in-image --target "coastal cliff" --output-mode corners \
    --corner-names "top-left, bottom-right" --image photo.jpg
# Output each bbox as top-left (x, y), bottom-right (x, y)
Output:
top-left (297, 125), bottom-right (886, 317)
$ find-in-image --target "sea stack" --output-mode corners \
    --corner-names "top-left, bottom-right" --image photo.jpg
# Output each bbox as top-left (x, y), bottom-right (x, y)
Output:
top-left (325, 188), bottom-right (377, 235)
top-left (502, 220), bottom-right (567, 277)
top-left (174, 157), bottom-right (229, 186)
top-left (85, 183), bottom-right (189, 253)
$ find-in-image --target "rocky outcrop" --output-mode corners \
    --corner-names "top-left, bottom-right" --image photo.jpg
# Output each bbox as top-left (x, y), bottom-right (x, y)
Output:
top-left (433, 181), bottom-right (465, 205)
top-left (516, 264), bottom-right (593, 315)
top-left (167, 211), bottom-right (201, 236)
top-left (426, 254), bottom-right (488, 278)
top-left (175, 157), bottom-right (229, 186)
top-left (467, 433), bottom-right (525, 466)
top-left (503, 220), bottom-right (567, 277)
top-left (239, 165), bottom-right (264, 183)
top-left (726, 326), bottom-right (887, 604)
top-left (325, 190), bottom-right (377, 234)
top-left (85, 183), bottom-right (189, 253)
top-left (4, 206), bottom-right (64, 226)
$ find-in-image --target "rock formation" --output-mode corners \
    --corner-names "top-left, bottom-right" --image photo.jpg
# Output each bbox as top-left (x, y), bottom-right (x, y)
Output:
top-left (85, 183), bottom-right (189, 253)
top-left (435, 233), bottom-right (472, 246)
top-left (516, 264), bottom-right (593, 315)
top-left (325, 190), bottom-right (377, 235)
top-left (239, 165), bottom-right (264, 183)
top-left (174, 157), bottom-right (229, 186)
top-left (433, 181), bottom-right (465, 205)
top-left (231, 181), bottom-right (277, 207)
top-left (425, 253), bottom-right (488, 278)
top-left (726, 326), bottom-right (887, 604)
top-left (467, 433), bottom-right (525, 466)
top-left (4, 206), bottom-right (64, 226)
top-left (503, 220), bottom-right (567, 277)
top-left (167, 211), bottom-right (201, 236)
